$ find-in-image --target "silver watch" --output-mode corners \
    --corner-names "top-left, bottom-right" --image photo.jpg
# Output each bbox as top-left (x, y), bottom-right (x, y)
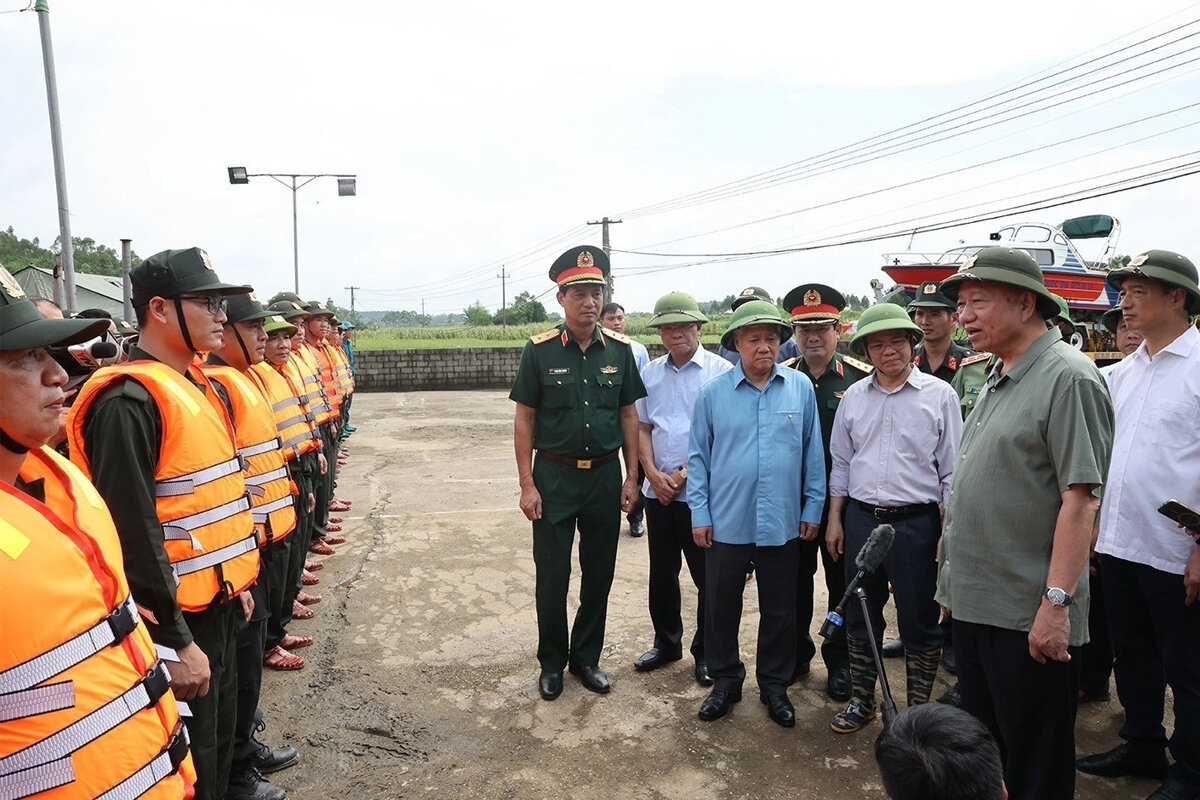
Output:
top-left (1044, 587), bottom-right (1073, 607)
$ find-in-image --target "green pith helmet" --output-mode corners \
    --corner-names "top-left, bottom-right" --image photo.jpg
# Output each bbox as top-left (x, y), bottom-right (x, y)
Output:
top-left (939, 246), bottom-right (1060, 319)
top-left (719, 299), bottom-right (792, 350)
top-left (1100, 307), bottom-right (1123, 334)
top-left (223, 292), bottom-right (274, 324)
top-left (269, 291), bottom-right (305, 307)
top-left (266, 299), bottom-right (309, 320)
top-left (647, 291), bottom-right (708, 327)
top-left (730, 285), bottom-right (772, 310)
top-left (130, 248), bottom-right (251, 306)
top-left (1106, 249), bottom-right (1199, 312)
top-left (1051, 294), bottom-right (1074, 327)
top-left (263, 315), bottom-right (298, 336)
top-left (0, 268), bottom-right (110, 351)
top-left (849, 302), bottom-right (924, 356)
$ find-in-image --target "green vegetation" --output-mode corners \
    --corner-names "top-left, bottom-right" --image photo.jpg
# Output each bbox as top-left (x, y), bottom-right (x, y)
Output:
top-left (1, 227), bottom-right (141, 277)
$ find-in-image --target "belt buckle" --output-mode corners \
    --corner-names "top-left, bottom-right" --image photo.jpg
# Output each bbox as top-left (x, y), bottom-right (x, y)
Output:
top-left (576, 459), bottom-right (592, 469)
top-left (873, 506), bottom-right (888, 520)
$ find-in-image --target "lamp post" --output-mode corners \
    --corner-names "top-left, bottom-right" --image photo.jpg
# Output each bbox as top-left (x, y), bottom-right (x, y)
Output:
top-left (227, 167), bottom-right (356, 294)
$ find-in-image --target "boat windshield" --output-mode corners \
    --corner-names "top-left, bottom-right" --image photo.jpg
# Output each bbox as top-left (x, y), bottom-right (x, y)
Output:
top-left (936, 246), bottom-right (983, 265)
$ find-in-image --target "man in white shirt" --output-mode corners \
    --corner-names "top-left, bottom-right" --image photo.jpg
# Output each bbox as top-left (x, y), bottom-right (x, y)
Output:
top-left (1080, 249), bottom-right (1200, 800)
top-left (602, 301), bottom-right (650, 537)
top-left (632, 293), bottom-right (731, 685)
top-left (826, 303), bottom-right (962, 735)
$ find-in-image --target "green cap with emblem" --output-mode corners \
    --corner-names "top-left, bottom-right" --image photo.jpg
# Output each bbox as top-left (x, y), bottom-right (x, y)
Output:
top-left (1099, 306), bottom-right (1123, 334)
top-left (304, 300), bottom-right (333, 318)
top-left (130, 248), bottom-right (251, 306)
top-left (223, 291), bottom-right (274, 324)
top-left (0, 267), bottom-right (110, 350)
top-left (549, 246), bottom-right (610, 287)
top-left (263, 315), bottom-right (298, 335)
top-left (647, 291), bottom-right (708, 327)
top-left (939, 246), bottom-right (1060, 319)
top-left (1106, 249), bottom-right (1199, 312)
top-left (907, 281), bottom-right (956, 312)
top-left (266, 298), bottom-right (310, 320)
top-left (731, 286), bottom-right (772, 310)
top-left (720, 299), bottom-right (793, 350)
top-left (849, 302), bottom-right (924, 356)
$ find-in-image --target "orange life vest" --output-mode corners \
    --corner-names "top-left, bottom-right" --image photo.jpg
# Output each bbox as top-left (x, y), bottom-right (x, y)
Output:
top-left (1, 447), bottom-right (196, 800)
top-left (248, 362), bottom-right (320, 461)
top-left (200, 365), bottom-right (297, 547)
top-left (306, 341), bottom-right (341, 415)
top-left (329, 345), bottom-right (353, 396)
top-left (290, 347), bottom-right (334, 426)
top-left (66, 361), bottom-right (260, 612)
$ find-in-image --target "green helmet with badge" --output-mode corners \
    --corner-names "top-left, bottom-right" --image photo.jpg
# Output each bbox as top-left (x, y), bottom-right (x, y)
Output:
top-left (304, 300), bottom-right (333, 318)
top-left (720, 299), bottom-right (792, 350)
top-left (263, 314), bottom-right (298, 336)
top-left (0, 267), bottom-right (110, 351)
top-left (647, 291), bottom-right (708, 327)
top-left (939, 246), bottom-right (1060, 319)
top-left (266, 298), bottom-right (310, 321)
top-left (1106, 249), bottom-right (1199, 312)
top-left (849, 302), bottom-right (924, 356)
top-left (731, 286), bottom-right (773, 311)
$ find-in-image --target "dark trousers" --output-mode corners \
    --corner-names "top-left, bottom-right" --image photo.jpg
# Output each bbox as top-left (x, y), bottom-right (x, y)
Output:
top-left (282, 455), bottom-right (316, 626)
top-left (232, 576), bottom-right (268, 766)
top-left (312, 426), bottom-right (333, 536)
top-left (626, 464), bottom-right (646, 527)
top-left (262, 537), bottom-right (290, 651)
top-left (531, 457), bottom-right (621, 671)
top-left (843, 502), bottom-right (942, 651)
top-left (796, 526), bottom-right (848, 669)
top-left (954, 620), bottom-right (1080, 800)
top-left (181, 600), bottom-right (240, 800)
top-left (1102, 554), bottom-right (1200, 786)
top-left (1080, 562), bottom-right (1113, 697)
top-left (704, 538), bottom-right (799, 696)
top-left (644, 499), bottom-right (706, 660)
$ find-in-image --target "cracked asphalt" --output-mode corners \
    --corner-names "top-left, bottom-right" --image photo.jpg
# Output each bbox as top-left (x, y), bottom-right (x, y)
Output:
top-left (259, 391), bottom-right (1163, 799)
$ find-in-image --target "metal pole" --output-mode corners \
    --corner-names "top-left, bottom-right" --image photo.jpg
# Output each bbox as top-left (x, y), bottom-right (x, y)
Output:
top-left (52, 253), bottom-right (64, 308)
top-left (120, 239), bottom-right (133, 323)
top-left (291, 177), bottom-right (300, 294)
top-left (36, 0), bottom-right (77, 314)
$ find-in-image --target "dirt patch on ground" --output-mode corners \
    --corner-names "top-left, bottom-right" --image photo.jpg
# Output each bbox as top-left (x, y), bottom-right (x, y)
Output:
top-left (261, 391), bottom-right (1160, 799)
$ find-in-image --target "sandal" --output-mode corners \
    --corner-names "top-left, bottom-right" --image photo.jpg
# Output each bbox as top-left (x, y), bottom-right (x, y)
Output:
top-left (263, 645), bottom-right (305, 670)
top-left (291, 600), bottom-right (315, 620)
top-left (325, 523), bottom-right (343, 533)
top-left (309, 540), bottom-right (336, 555)
top-left (333, 497), bottom-right (352, 506)
top-left (297, 591), bottom-right (322, 605)
top-left (328, 517), bottom-right (344, 525)
top-left (305, 560), bottom-right (324, 572)
top-left (301, 569), bottom-right (320, 586)
top-left (323, 534), bottom-right (346, 545)
top-left (328, 502), bottom-right (351, 512)
top-left (280, 633), bottom-right (314, 650)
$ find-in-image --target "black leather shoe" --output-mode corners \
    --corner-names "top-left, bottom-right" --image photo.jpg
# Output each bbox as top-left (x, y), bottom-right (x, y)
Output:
top-left (936, 683), bottom-right (962, 707)
top-left (568, 663), bottom-right (610, 694)
top-left (1147, 777), bottom-right (1200, 800)
top-left (694, 659), bottom-right (714, 686)
top-left (827, 665), bottom-right (852, 702)
top-left (698, 688), bottom-right (741, 721)
top-left (226, 766), bottom-right (288, 800)
top-left (761, 692), bottom-right (796, 728)
top-left (790, 661), bottom-right (811, 684)
top-left (942, 646), bottom-right (957, 674)
top-left (881, 638), bottom-right (904, 658)
top-left (634, 647), bottom-right (682, 672)
top-left (1075, 744), bottom-right (1167, 780)
top-left (538, 670), bottom-right (563, 701)
top-left (248, 740), bottom-right (299, 774)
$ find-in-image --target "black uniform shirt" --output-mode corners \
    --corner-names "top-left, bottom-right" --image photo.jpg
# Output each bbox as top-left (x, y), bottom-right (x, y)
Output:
top-left (914, 340), bottom-right (975, 383)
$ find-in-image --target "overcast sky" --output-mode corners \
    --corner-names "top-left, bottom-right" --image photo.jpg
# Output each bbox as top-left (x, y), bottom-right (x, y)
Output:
top-left (3, 1), bottom-right (1199, 316)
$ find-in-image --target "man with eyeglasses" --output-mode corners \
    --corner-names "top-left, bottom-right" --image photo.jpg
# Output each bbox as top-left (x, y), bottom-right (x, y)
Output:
top-left (67, 248), bottom-right (262, 800)
top-left (781, 283), bottom-right (871, 703)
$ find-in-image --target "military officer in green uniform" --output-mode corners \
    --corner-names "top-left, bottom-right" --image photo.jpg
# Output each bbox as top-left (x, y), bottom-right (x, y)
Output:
top-left (780, 283), bottom-right (872, 702)
top-left (510, 245), bottom-right (647, 701)
top-left (908, 281), bottom-right (974, 382)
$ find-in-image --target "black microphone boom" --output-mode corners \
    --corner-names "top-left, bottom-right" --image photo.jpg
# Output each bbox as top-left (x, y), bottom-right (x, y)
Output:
top-left (819, 524), bottom-right (895, 640)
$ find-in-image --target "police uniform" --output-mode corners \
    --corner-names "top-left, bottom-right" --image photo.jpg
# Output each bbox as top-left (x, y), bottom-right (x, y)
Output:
top-left (509, 246), bottom-right (646, 698)
top-left (781, 283), bottom-right (870, 700)
top-left (907, 281), bottom-right (974, 383)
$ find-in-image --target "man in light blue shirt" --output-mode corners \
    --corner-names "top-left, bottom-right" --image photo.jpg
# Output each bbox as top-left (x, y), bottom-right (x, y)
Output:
top-left (688, 300), bottom-right (825, 728)
top-left (633, 293), bottom-right (732, 686)
top-left (715, 285), bottom-right (800, 365)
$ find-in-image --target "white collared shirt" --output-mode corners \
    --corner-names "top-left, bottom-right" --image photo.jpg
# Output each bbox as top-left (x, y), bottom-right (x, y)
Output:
top-left (636, 346), bottom-right (731, 499)
top-left (1096, 325), bottom-right (1200, 574)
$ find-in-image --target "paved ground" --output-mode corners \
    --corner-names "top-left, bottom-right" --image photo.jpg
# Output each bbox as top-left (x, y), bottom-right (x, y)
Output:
top-left (260, 391), bottom-right (1164, 799)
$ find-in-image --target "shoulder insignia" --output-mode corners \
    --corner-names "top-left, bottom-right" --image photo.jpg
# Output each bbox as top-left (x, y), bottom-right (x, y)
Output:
top-left (600, 326), bottom-right (632, 344)
top-left (842, 355), bottom-right (874, 374)
top-left (780, 357), bottom-right (799, 369)
top-left (947, 356), bottom-right (958, 370)
top-left (960, 352), bottom-right (991, 366)
top-left (529, 328), bottom-right (560, 345)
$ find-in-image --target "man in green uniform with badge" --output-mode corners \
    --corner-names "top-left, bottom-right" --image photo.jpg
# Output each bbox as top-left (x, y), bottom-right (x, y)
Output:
top-left (908, 281), bottom-right (974, 382)
top-left (780, 283), bottom-right (871, 702)
top-left (510, 245), bottom-right (646, 701)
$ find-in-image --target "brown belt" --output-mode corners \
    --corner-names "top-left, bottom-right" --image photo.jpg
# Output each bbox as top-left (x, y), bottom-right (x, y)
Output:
top-left (537, 450), bottom-right (620, 470)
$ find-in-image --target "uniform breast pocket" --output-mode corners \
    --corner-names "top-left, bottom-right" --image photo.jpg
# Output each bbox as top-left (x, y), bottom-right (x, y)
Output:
top-left (542, 373), bottom-right (575, 408)
top-left (1147, 400), bottom-right (1199, 447)
top-left (597, 375), bottom-right (624, 407)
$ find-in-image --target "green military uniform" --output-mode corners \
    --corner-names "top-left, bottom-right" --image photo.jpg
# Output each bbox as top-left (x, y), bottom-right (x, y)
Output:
top-left (509, 246), bottom-right (646, 677)
top-left (949, 352), bottom-right (995, 419)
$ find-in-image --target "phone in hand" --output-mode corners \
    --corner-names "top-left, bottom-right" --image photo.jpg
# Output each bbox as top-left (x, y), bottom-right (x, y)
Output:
top-left (1157, 499), bottom-right (1200, 532)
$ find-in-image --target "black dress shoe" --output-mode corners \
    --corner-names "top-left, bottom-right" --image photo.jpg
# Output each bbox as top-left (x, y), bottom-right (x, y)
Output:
top-left (1076, 744), bottom-right (1167, 779)
top-left (634, 647), bottom-right (682, 672)
top-left (698, 688), bottom-right (741, 721)
top-left (881, 638), bottom-right (904, 658)
top-left (538, 670), bottom-right (563, 701)
top-left (942, 646), bottom-right (957, 674)
top-left (936, 683), bottom-right (962, 707)
top-left (694, 659), bottom-right (714, 686)
top-left (761, 693), bottom-right (796, 728)
top-left (248, 740), bottom-right (299, 774)
top-left (226, 766), bottom-right (288, 800)
top-left (1148, 777), bottom-right (1200, 800)
top-left (568, 663), bottom-right (610, 694)
top-left (827, 665), bottom-right (852, 702)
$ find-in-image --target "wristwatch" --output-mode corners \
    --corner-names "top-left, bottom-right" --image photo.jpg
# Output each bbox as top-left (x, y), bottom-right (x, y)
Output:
top-left (1044, 587), bottom-right (1073, 607)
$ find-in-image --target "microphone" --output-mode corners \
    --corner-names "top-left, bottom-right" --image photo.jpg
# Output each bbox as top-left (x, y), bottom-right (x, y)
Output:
top-left (819, 524), bottom-right (895, 639)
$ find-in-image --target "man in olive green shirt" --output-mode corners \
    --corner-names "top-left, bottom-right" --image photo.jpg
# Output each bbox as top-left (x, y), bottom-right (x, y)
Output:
top-left (937, 247), bottom-right (1113, 800)
top-left (510, 246), bottom-right (646, 701)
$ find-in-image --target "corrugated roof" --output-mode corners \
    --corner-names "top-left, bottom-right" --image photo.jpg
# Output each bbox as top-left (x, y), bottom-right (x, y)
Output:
top-left (11, 265), bottom-right (128, 318)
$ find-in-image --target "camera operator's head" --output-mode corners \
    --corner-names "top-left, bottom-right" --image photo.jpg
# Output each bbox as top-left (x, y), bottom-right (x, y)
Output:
top-left (1, 271), bottom-right (109, 481)
top-left (875, 704), bottom-right (1006, 800)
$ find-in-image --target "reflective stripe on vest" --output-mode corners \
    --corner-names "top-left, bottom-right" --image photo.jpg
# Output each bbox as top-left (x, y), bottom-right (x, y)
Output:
top-left (173, 534), bottom-right (259, 577)
top-left (239, 436), bottom-right (282, 459)
top-left (251, 494), bottom-right (296, 523)
top-left (95, 725), bottom-right (190, 800)
top-left (250, 362), bottom-right (320, 459)
top-left (154, 455), bottom-right (244, 498)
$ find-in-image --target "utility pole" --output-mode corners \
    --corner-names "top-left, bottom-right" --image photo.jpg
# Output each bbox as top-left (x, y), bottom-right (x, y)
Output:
top-left (36, 0), bottom-right (77, 313)
top-left (344, 285), bottom-right (359, 316)
top-left (497, 266), bottom-right (508, 332)
top-left (587, 216), bottom-right (622, 303)
top-left (421, 298), bottom-right (426, 324)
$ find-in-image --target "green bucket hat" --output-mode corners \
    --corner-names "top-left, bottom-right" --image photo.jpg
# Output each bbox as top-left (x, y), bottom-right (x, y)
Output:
top-left (720, 300), bottom-right (792, 350)
top-left (0, 268), bottom-right (110, 351)
top-left (1099, 306), bottom-right (1123, 334)
top-left (1106, 249), bottom-right (1199, 311)
top-left (939, 246), bottom-right (1060, 319)
top-left (130, 248), bottom-right (252, 306)
top-left (223, 291), bottom-right (274, 324)
top-left (647, 291), bottom-right (708, 327)
top-left (263, 315), bottom-right (298, 336)
top-left (849, 302), bottom-right (924, 356)
top-left (1050, 294), bottom-right (1074, 328)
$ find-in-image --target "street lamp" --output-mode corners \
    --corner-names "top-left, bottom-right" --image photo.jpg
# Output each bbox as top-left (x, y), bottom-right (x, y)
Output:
top-left (227, 167), bottom-right (357, 294)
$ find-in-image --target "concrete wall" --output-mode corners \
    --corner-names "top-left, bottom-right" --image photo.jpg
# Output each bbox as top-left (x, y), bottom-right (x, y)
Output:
top-left (355, 343), bottom-right (669, 392)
